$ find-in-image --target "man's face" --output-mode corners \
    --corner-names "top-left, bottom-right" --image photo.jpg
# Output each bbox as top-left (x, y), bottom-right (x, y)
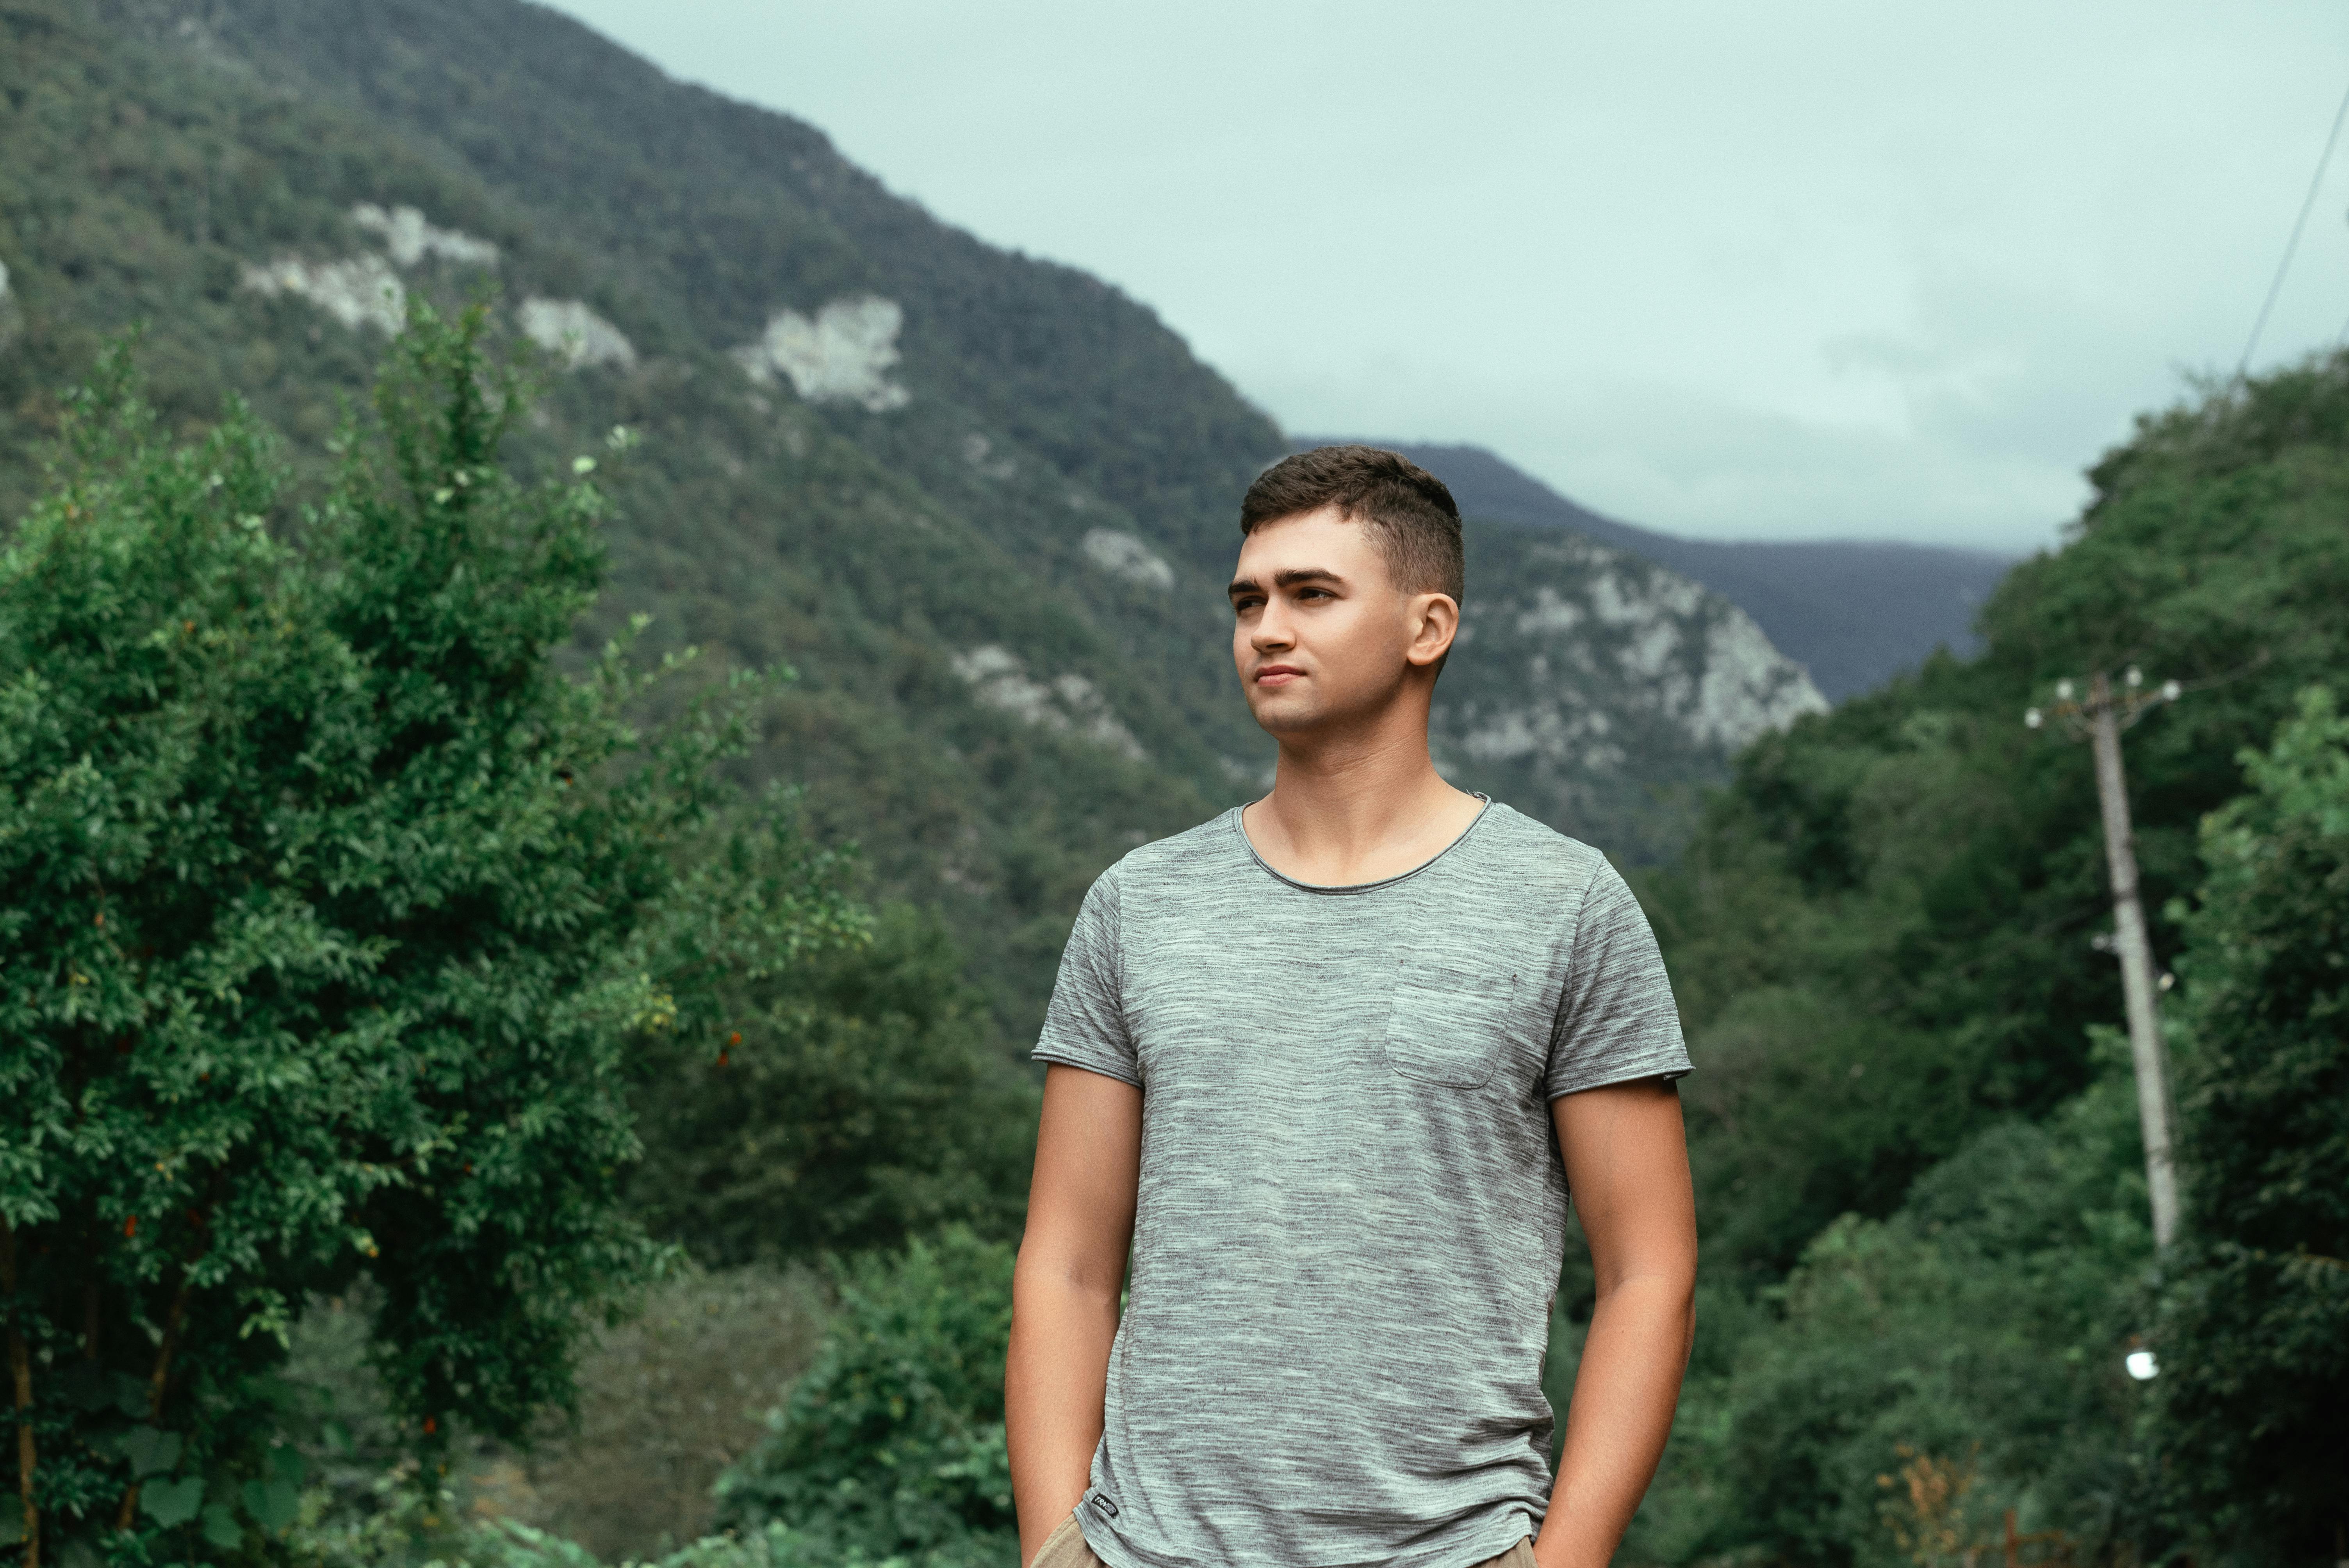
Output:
top-left (1228, 506), bottom-right (1453, 737)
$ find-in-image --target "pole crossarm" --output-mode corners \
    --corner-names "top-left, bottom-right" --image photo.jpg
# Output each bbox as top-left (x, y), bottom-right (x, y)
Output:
top-left (2025, 665), bottom-right (2181, 740)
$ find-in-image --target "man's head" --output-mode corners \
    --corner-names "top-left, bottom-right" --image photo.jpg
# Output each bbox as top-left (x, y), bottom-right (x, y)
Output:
top-left (1228, 445), bottom-right (1465, 739)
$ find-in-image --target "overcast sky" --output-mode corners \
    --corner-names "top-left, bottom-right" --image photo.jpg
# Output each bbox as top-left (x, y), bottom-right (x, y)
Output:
top-left (544, 1), bottom-right (2349, 551)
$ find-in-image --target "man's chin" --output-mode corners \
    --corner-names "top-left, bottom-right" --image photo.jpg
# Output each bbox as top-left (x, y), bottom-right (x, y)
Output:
top-left (1247, 695), bottom-right (1329, 736)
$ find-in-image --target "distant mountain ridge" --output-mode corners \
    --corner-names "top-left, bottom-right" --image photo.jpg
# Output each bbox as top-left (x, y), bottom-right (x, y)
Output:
top-left (1305, 440), bottom-right (2018, 700)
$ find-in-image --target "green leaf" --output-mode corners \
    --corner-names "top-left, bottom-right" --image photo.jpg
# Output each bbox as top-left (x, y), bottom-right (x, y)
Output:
top-left (241, 1476), bottom-right (300, 1533)
top-left (321, 1418), bottom-right (355, 1457)
top-left (200, 1502), bottom-right (243, 1549)
top-left (124, 1425), bottom-right (182, 1478)
top-left (0, 1508), bottom-right (21, 1545)
top-left (268, 1443), bottom-right (307, 1487)
top-left (141, 1475), bottom-right (204, 1527)
top-left (114, 1373), bottom-right (151, 1418)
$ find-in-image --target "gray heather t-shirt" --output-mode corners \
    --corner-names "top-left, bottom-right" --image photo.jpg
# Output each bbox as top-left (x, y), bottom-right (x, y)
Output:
top-left (1031, 799), bottom-right (1691, 1568)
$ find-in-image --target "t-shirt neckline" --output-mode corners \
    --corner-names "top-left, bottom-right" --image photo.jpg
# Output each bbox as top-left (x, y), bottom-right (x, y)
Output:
top-left (1231, 793), bottom-right (1495, 895)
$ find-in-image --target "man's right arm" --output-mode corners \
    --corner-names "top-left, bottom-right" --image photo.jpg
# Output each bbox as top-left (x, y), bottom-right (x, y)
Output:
top-left (1006, 1063), bottom-right (1143, 1567)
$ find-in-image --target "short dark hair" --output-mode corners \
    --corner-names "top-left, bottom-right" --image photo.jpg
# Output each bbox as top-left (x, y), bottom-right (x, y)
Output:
top-left (1240, 445), bottom-right (1465, 605)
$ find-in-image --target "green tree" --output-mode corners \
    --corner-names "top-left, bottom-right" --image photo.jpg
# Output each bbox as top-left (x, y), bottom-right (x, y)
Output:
top-left (628, 904), bottom-right (1035, 1265)
top-left (2151, 687), bottom-right (2349, 1563)
top-left (712, 1230), bottom-right (1016, 1568)
top-left (1636, 1070), bottom-right (2154, 1568)
top-left (0, 310), bottom-right (853, 1564)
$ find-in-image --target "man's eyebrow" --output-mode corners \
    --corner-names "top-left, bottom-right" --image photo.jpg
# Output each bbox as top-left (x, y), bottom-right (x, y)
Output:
top-left (1227, 567), bottom-right (1345, 598)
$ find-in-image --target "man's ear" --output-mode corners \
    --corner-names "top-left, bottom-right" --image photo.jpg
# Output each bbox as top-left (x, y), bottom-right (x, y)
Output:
top-left (1404, 592), bottom-right (1460, 671)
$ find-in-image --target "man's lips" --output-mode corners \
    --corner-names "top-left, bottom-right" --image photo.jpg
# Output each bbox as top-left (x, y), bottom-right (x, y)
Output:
top-left (1253, 664), bottom-right (1305, 687)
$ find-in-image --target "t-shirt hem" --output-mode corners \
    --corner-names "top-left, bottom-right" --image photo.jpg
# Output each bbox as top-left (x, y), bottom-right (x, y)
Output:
top-left (1546, 1044), bottom-right (1695, 1100)
top-left (1031, 1046), bottom-right (1143, 1088)
top-left (1076, 1508), bottom-right (1539, 1568)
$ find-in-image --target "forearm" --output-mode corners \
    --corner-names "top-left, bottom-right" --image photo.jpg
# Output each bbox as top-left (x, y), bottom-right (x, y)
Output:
top-left (1532, 1274), bottom-right (1695, 1568)
top-left (1005, 1259), bottom-right (1121, 1566)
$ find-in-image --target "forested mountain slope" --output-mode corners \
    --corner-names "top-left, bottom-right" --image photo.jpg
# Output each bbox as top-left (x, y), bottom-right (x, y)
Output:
top-left (1648, 360), bottom-right (2349, 1280)
top-left (1618, 353), bottom-right (2349, 1567)
top-left (4, 0), bottom-right (1829, 1033)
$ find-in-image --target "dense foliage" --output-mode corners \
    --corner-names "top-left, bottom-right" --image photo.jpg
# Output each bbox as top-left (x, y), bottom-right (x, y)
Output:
top-left (712, 1231), bottom-right (1017, 1568)
top-left (2149, 689), bottom-right (2349, 1563)
top-left (0, 309), bottom-right (856, 1563)
top-left (1650, 357), bottom-right (2349, 1286)
top-left (1634, 1064), bottom-right (2156, 1567)
top-left (1623, 357), bottom-right (2349, 1564)
top-left (628, 907), bottom-right (1033, 1265)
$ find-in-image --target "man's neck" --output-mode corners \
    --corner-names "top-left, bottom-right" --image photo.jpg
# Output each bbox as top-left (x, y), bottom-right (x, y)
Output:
top-left (1242, 723), bottom-right (1485, 887)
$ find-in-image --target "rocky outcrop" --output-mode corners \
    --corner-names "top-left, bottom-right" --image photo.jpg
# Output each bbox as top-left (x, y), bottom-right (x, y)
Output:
top-left (519, 298), bottom-right (637, 371)
top-left (240, 203), bottom-right (497, 335)
top-left (239, 253), bottom-right (406, 333)
top-left (349, 202), bottom-right (499, 268)
top-left (1082, 529), bottom-right (1175, 591)
top-left (949, 645), bottom-right (1145, 761)
top-left (1429, 526), bottom-right (1827, 851)
top-left (733, 296), bottom-right (909, 412)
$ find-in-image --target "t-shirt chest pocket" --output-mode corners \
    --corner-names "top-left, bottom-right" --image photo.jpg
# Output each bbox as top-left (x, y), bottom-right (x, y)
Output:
top-left (1379, 955), bottom-right (1543, 1090)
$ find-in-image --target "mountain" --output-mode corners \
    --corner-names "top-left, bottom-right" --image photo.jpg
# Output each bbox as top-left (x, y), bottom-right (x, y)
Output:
top-left (1312, 440), bottom-right (2018, 700)
top-left (1436, 522), bottom-right (1825, 855)
top-left (5, 0), bottom-right (1826, 1035)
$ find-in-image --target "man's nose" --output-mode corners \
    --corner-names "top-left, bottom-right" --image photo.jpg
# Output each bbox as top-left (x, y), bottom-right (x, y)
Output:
top-left (1251, 608), bottom-right (1294, 652)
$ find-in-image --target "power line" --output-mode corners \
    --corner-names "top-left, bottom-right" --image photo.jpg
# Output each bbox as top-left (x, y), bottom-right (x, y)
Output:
top-left (2240, 77), bottom-right (2349, 380)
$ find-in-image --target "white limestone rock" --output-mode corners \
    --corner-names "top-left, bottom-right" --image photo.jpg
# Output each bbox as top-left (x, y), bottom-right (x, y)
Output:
top-left (349, 203), bottom-right (499, 269)
top-left (240, 255), bottom-right (406, 334)
top-left (518, 297), bottom-right (637, 371)
top-left (239, 203), bottom-right (499, 337)
top-left (1082, 529), bottom-right (1176, 591)
top-left (961, 433), bottom-right (1017, 479)
top-left (1689, 610), bottom-right (1829, 747)
top-left (950, 645), bottom-right (1146, 761)
top-left (1435, 531), bottom-right (1826, 785)
top-left (733, 296), bottom-right (910, 412)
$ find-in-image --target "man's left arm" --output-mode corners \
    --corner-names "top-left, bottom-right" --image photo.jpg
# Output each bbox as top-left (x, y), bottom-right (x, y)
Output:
top-left (1531, 1077), bottom-right (1698, 1568)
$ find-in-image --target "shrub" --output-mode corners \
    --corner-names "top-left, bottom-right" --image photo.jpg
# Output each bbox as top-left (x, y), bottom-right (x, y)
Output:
top-left (711, 1231), bottom-right (1016, 1568)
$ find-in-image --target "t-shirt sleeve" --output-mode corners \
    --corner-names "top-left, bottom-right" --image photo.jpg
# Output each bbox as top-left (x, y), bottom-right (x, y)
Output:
top-left (1545, 859), bottom-right (1692, 1099)
top-left (1031, 866), bottom-right (1141, 1087)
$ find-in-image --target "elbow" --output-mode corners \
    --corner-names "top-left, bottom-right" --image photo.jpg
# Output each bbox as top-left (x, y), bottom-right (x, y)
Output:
top-left (1592, 1255), bottom-right (1697, 1343)
top-left (1012, 1236), bottom-right (1125, 1313)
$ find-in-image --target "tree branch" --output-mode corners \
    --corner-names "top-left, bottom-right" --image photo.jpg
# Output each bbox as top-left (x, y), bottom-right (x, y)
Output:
top-left (0, 1216), bottom-right (38, 1568)
top-left (112, 1267), bottom-right (194, 1534)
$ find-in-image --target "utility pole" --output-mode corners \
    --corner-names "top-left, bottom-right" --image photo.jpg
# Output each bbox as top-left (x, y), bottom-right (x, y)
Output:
top-left (2026, 668), bottom-right (2183, 1248)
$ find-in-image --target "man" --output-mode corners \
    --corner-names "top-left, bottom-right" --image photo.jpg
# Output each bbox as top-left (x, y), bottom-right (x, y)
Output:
top-left (1005, 445), bottom-right (1697, 1568)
